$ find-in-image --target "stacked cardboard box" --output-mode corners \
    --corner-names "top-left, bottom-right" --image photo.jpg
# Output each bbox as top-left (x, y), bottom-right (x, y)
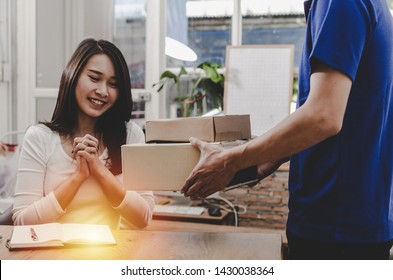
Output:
top-left (145, 115), bottom-right (251, 143)
top-left (122, 115), bottom-right (257, 191)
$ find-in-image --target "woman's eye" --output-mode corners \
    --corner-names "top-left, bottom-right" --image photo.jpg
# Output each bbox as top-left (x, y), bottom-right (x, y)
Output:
top-left (109, 81), bottom-right (118, 88)
top-left (89, 75), bottom-right (99, 82)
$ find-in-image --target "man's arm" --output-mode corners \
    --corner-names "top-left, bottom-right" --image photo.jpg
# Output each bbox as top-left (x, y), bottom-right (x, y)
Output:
top-left (182, 62), bottom-right (352, 198)
top-left (233, 62), bottom-right (352, 171)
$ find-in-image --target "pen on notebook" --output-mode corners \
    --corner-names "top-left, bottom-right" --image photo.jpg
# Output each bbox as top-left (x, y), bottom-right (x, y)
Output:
top-left (30, 227), bottom-right (38, 241)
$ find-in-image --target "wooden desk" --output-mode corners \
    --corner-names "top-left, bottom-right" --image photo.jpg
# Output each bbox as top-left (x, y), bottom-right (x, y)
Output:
top-left (148, 220), bottom-right (287, 246)
top-left (0, 224), bottom-right (282, 260)
top-left (148, 220), bottom-right (288, 259)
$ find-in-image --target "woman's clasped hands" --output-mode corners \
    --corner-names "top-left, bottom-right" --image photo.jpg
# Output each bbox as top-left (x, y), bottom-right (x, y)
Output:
top-left (72, 134), bottom-right (102, 178)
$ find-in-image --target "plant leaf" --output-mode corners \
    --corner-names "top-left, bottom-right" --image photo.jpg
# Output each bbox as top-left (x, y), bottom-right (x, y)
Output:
top-left (179, 66), bottom-right (188, 76)
top-left (159, 70), bottom-right (178, 81)
top-left (204, 67), bottom-right (221, 83)
top-left (156, 83), bottom-right (165, 93)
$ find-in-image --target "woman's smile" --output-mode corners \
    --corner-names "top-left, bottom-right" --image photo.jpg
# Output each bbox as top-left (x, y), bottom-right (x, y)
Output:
top-left (88, 97), bottom-right (107, 107)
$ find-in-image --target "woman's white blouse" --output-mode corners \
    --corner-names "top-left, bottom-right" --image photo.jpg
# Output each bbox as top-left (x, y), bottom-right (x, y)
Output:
top-left (12, 122), bottom-right (154, 229)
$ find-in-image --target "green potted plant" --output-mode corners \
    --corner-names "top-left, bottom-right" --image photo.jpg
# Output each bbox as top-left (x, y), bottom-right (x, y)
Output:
top-left (153, 62), bottom-right (225, 117)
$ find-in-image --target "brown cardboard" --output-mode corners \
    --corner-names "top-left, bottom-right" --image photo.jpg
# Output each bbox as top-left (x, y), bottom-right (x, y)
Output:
top-left (122, 143), bottom-right (201, 191)
top-left (145, 115), bottom-right (251, 143)
top-left (121, 143), bottom-right (258, 191)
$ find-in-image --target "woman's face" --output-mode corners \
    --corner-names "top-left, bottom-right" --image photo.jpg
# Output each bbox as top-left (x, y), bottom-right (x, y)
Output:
top-left (75, 54), bottom-right (119, 120)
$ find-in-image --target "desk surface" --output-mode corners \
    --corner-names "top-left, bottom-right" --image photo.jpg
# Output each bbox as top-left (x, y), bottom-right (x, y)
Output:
top-left (147, 220), bottom-right (287, 249)
top-left (0, 224), bottom-right (282, 260)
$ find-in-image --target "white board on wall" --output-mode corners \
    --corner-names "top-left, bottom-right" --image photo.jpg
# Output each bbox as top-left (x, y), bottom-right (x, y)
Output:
top-left (224, 45), bottom-right (294, 137)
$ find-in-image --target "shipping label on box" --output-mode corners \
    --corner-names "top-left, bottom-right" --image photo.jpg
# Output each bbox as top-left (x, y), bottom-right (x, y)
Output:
top-left (145, 115), bottom-right (251, 143)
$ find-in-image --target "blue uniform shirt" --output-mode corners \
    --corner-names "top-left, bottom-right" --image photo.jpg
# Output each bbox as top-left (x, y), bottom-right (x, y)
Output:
top-left (288, 0), bottom-right (393, 243)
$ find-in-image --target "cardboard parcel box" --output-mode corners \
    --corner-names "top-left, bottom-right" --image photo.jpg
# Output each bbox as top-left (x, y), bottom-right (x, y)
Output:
top-left (122, 143), bottom-right (257, 191)
top-left (145, 115), bottom-right (251, 143)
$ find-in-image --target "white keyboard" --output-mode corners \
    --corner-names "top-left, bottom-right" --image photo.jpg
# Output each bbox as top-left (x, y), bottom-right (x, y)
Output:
top-left (154, 205), bottom-right (205, 215)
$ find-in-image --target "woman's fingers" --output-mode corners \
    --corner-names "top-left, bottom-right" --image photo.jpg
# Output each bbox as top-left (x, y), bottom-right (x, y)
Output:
top-left (72, 134), bottom-right (99, 153)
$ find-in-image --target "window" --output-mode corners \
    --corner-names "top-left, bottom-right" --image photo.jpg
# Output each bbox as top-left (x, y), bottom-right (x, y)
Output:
top-left (167, 0), bottom-right (306, 69)
top-left (113, 0), bottom-right (147, 125)
top-left (241, 0), bottom-right (305, 69)
top-left (163, 0), bottom-right (306, 118)
top-left (167, 0), bottom-right (233, 68)
top-left (113, 0), bottom-right (147, 89)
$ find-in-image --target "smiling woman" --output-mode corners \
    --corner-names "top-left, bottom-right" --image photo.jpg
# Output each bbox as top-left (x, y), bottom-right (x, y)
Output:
top-left (12, 38), bottom-right (155, 230)
top-left (75, 54), bottom-right (120, 120)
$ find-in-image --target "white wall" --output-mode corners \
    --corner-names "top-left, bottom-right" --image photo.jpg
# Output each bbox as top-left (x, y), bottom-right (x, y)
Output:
top-left (0, 0), bottom-right (12, 137)
top-left (0, 83), bottom-right (11, 137)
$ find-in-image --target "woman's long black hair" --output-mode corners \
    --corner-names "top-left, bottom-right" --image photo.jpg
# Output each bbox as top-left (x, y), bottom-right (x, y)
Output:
top-left (42, 38), bottom-right (133, 175)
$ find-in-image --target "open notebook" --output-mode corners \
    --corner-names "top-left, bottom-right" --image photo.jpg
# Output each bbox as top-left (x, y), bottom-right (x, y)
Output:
top-left (7, 223), bottom-right (116, 250)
